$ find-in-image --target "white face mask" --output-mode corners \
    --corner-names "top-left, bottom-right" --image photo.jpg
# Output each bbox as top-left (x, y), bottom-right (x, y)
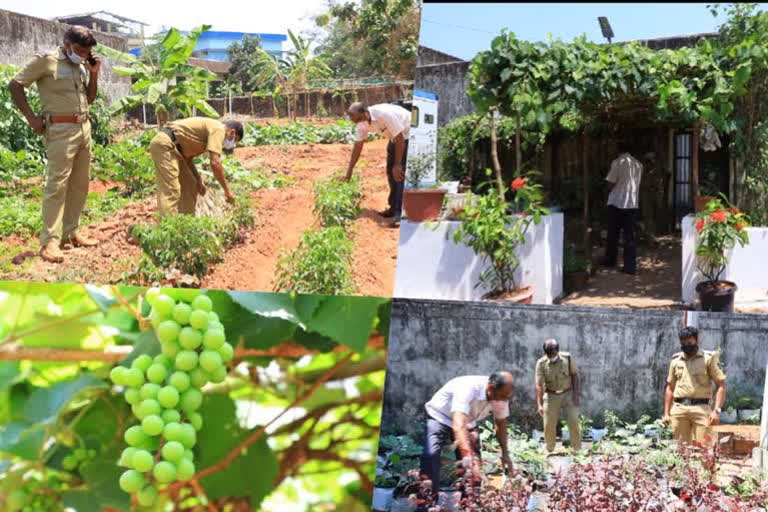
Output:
top-left (548, 354), bottom-right (559, 363)
top-left (223, 138), bottom-right (236, 151)
top-left (67, 50), bottom-right (84, 65)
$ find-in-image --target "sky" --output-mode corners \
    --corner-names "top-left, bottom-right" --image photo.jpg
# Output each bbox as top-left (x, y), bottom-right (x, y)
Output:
top-left (420, 2), bottom-right (768, 61)
top-left (1, 0), bottom-right (335, 43)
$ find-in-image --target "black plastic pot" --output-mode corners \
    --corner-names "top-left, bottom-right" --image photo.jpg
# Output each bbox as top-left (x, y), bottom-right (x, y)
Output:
top-left (695, 280), bottom-right (737, 313)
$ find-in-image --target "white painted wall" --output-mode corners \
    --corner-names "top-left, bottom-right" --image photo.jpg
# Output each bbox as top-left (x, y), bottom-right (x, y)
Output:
top-left (681, 214), bottom-right (768, 305)
top-left (393, 213), bottom-right (564, 303)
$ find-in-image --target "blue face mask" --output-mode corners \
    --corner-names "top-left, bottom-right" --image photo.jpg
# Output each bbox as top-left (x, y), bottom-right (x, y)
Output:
top-left (67, 51), bottom-right (84, 65)
top-left (223, 138), bottom-right (236, 151)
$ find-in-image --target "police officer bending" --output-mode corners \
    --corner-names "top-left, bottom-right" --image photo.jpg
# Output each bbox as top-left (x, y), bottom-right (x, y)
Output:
top-left (662, 326), bottom-right (727, 444)
top-left (9, 27), bottom-right (101, 263)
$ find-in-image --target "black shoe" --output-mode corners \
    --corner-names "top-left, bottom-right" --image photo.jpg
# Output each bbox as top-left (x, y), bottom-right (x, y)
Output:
top-left (600, 259), bottom-right (617, 267)
top-left (379, 208), bottom-right (394, 218)
top-left (621, 267), bottom-right (636, 275)
top-left (391, 216), bottom-right (401, 228)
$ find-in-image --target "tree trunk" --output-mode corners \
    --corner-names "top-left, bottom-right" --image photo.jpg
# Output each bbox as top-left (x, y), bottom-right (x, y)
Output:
top-left (515, 112), bottom-right (522, 175)
top-left (489, 111), bottom-right (504, 197)
top-left (582, 130), bottom-right (590, 260)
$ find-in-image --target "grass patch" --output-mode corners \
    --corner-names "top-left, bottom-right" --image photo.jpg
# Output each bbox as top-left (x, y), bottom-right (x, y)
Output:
top-left (0, 197), bottom-right (41, 238)
top-left (313, 175), bottom-right (363, 228)
top-left (274, 226), bottom-right (355, 295)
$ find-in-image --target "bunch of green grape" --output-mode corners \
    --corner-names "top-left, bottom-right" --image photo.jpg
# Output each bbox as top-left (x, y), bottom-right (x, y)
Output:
top-left (61, 446), bottom-right (97, 471)
top-left (109, 289), bottom-right (233, 506)
top-left (5, 475), bottom-right (63, 512)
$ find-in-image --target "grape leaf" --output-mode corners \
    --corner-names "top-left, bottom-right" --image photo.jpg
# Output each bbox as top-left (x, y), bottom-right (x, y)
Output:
top-left (79, 454), bottom-right (132, 511)
top-left (0, 421), bottom-right (44, 459)
top-left (120, 329), bottom-right (160, 367)
top-left (305, 296), bottom-right (388, 351)
top-left (0, 362), bottom-right (20, 392)
top-left (228, 291), bottom-right (306, 328)
top-left (23, 374), bottom-right (107, 424)
top-left (85, 284), bottom-right (117, 313)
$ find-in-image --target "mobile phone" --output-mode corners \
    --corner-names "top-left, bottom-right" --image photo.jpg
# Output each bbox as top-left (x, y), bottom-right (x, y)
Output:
top-left (87, 52), bottom-right (97, 66)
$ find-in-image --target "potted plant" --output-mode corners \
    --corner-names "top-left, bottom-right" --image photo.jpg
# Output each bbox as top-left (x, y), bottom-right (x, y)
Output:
top-left (564, 245), bottom-right (592, 293)
top-left (736, 395), bottom-right (761, 422)
top-left (720, 406), bottom-right (738, 424)
top-left (694, 195), bottom-right (750, 312)
top-left (402, 150), bottom-right (447, 222)
top-left (451, 170), bottom-right (550, 303)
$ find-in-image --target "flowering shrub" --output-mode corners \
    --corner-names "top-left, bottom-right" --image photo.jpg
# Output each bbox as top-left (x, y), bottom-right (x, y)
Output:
top-left (694, 195), bottom-right (750, 282)
top-left (451, 170), bottom-right (550, 294)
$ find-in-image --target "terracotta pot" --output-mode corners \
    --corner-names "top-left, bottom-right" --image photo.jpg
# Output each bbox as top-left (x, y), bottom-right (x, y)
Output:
top-left (696, 280), bottom-right (737, 313)
top-left (403, 189), bottom-right (447, 222)
top-left (482, 286), bottom-right (534, 304)
top-left (695, 195), bottom-right (715, 212)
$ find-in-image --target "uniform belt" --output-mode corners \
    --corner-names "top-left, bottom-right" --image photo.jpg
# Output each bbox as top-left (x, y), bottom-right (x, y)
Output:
top-left (47, 114), bottom-right (87, 124)
top-left (161, 127), bottom-right (184, 155)
top-left (546, 388), bottom-right (571, 395)
top-left (673, 398), bottom-right (709, 405)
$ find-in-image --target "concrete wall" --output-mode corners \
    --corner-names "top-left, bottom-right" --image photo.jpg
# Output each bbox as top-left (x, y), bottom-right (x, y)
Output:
top-left (414, 61), bottom-right (473, 127)
top-left (682, 214), bottom-right (768, 310)
top-left (394, 214), bottom-right (564, 304)
top-left (381, 299), bottom-right (768, 437)
top-left (417, 46), bottom-right (464, 67)
top-left (0, 9), bottom-right (132, 102)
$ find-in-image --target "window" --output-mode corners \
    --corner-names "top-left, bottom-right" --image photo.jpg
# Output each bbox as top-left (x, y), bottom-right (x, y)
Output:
top-left (411, 106), bottom-right (420, 128)
top-left (424, 113), bottom-right (435, 124)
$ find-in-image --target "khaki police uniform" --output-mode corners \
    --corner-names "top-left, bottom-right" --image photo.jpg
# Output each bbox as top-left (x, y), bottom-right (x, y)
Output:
top-left (148, 117), bottom-right (226, 216)
top-left (536, 352), bottom-right (581, 451)
top-left (667, 350), bottom-right (726, 444)
top-left (13, 48), bottom-right (92, 247)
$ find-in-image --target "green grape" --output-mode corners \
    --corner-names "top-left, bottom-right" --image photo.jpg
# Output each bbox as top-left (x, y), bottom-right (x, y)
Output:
top-left (178, 327), bottom-right (202, 350)
top-left (199, 350), bottom-right (223, 373)
top-left (156, 320), bottom-right (181, 343)
top-left (149, 309), bottom-right (169, 329)
top-left (131, 354), bottom-right (153, 372)
top-left (153, 353), bottom-right (173, 368)
top-left (161, 441), bottom-right (185, 463)
top-left (124, 426), bottom-right (147, 447)
top-left (158, 386), bottom-right (180, 408)
top-left (175, 350), bottom-right (199, 371)
top-left (208, 365), bottom-right (228, 384)
top-left (124, 368), bottom-right (145, 388)
top-left (145, 287), bottom-right (161, 307)
top-left (180, 388), bottom-right (203, 412)
top-left (208, 321), bottom-right (224, 331)
top-left (217, 342), bottom-right (234, 363)
top-left (125, 388), bottom-right (141, 405)
top-left (62, 455), bottom-right (77, 470)
top-left (208, 311), bottom-right (220, 323)
top-left (74, 448), bottom-right (86, 459)
top-left (162, 409), bottom-right (182, 423)
top-left (173, 303), bottom-right (193, 325)
top-left (142, 415), bottom-right (164, 436)
top-left (153, 461), bottom-right (177, 483)
top-left (163, 288), bottom-right (200, 303)
top-left (153, 294), bottom-right (176, 316)
top-left (189, 368), bottom-right (208, 388)
top-left (189, 309), bottom-right (209, 330)
top-left (163, 422), bottom-right (184, 443)
top-left (119, 469), bottom-right (145, 493)
top-left (136, 399), bottom-right (161, 419)
top-left (140, 383), bottom-right (161, 400)
top-left (183, 449), bottom-right (194, 460)
top-left (178, 423), bottom-right (197, 449)
top-left (119, 447), bottom-right (138, 467)
top-left (169, 371), bottom-right (191, 392)
top-left (141, 436), bottom-right (160, 452)
top-left (202, 329), bottom-right (225, 350)
top-left (191, 295), bottom-right (213, 312)
top-left (138, 485), bottom-right (158, 506)
top-left (146, 363), bottom-right (168, 384)
top-left (109, 366), bottom-right (128, 386)
top-left (131, 450), bottom-right (154, 473)
top-left (188, 412), bottom-right (203, 431)
top-left (88, 449), bottom-right (97, 458)
top-left (176, 458), bottom-right (195, 481)
top-left (161, 341), bottom-right (180, 359)
top-left (7, 490), bottom-right (26, 511)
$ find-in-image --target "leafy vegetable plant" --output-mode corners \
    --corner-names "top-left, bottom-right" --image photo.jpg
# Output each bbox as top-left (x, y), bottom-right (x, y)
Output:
top-left (313, 174), bottom-right (363, 228)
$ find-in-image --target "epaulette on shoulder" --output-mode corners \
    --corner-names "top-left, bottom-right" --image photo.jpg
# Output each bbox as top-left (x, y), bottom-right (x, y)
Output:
top-left (33, 51), bottom-right (50, 58)
top-left (672, 352), bottom-right (684, 360)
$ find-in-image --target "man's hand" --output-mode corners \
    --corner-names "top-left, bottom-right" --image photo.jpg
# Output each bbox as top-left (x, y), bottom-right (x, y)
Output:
top-left (393, 163), bottom-right (405, 182)
top-left (197, 180), bottom-right (206, 196)
top-left (28, 115), bottom-right (45, 135)
top-left (338, 173), bottom-right (351, 183)
top-left (537, 404), bottom-right (544, 417)
top-left (662, 414), bottom-right (671, 426)
top-left (85, 53), bottom-right (102, 75)
top-left (707, 411), bottom-right (720, 427)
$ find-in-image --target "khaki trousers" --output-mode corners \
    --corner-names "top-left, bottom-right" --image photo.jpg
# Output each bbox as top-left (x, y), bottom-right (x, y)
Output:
top-left (149, 132), bottom-right (198, 216)
top-left (670, 403), bottom-right (712, 444)
top-left (40, 121), bottom-right (92, 246)
top-left (543, 390), bottom-right (581, 452)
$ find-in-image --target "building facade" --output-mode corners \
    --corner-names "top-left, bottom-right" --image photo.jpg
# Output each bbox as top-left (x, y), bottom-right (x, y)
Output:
top-left (191, 31), bottom-right (287, 61)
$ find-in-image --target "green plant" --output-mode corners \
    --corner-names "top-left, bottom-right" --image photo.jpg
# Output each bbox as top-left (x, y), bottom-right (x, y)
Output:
top-left (0, 64), bottom-right (45, 158)
top-left (694, 194), bottom-right (750, 282)
top-left (0, 147), bottom-right (45, 193)
top-left (313, 175), bottom-right (363, 228)
top-left (564, 245), bottom-right (591, 274)
top-left (273, 226), bottom-right (355, 295)
top-left (241, 120), bottom-right (363, 146)
top-left (450, 170), bottom-right (550, 294)
top-left (97, 25), bottom-right (219, 125)
top-left (0, 196), bottom-right (42, 238)
top-left (405, 150), bottom-right (435, 188)
top-left (92, 132), bottom-right (157, 197)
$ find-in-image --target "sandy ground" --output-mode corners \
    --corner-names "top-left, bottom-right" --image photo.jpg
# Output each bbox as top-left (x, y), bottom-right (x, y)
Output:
top-left (1, 140), bottom-right (398, 297)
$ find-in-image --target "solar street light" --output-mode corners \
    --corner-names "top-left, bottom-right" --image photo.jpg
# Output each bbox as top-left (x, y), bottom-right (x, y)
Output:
top-left (598, 16), bottom-right (614, 43)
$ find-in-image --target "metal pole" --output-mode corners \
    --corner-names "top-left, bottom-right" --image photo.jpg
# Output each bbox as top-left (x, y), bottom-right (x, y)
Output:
top-left (753, 360), bottom-right (768, 475)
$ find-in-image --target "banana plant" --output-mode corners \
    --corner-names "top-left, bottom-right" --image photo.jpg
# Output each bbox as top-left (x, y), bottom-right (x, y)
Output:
top-left (96, 25), bottom-right (219, 127)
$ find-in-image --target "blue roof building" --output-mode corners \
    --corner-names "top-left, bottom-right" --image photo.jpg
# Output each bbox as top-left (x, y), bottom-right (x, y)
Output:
top-left (129, 30), bottom-right (287, 62)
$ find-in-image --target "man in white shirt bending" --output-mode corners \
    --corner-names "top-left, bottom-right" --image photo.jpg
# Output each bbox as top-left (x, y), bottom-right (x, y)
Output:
top-left (418, 372), bottom-right (514, 504)
top-left (343, 102), bottom-right (411, 227)
top-left (601, 141), bottom-right (643, 275)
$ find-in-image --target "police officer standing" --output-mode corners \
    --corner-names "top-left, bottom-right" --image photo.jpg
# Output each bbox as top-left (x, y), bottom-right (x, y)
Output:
top-left (535, 338), bottom-right (581, 452)
top-left (662, 326), bottom-right (726, 444)
top-left (9, 27), bottom-right (101, 263)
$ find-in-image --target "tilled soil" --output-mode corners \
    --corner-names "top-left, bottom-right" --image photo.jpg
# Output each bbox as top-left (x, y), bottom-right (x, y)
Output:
top-left (1, 140), bottom-right (399, 296)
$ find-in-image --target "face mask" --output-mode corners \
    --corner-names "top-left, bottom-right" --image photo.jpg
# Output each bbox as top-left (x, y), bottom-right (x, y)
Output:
top-left (67, 51), bottom-right (84, 65)
top-left (680, 344), bottom-right (698, 354)
top-left (548, 354), bottom-right (559, 362)
top-left (223, 139), bottom-right (236, 150)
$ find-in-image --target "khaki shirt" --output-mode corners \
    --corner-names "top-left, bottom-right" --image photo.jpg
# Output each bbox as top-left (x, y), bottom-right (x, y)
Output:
top-left (13, 48), bottom-right (89, 115)
top-left (536, 352), bottom-right (577, 392)
top-left (667, 350), bottom-right (726, 399)
top-left (165, 118), bottom-right (226, 159)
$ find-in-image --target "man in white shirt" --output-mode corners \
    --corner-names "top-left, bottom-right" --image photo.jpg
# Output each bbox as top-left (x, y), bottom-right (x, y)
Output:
top-left (343, 102), bottom-right (411, 227)
top-left (418, 372), bottom-right (514, 503)
top-left (601, 141), bottom-right (643, 274)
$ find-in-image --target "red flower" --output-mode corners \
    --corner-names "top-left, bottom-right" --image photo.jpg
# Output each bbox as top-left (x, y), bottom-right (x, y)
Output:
top-left (511, 177), bottom-right (527, 191)
top-left (453, 207), bottom-right (464, 216)
top-left (710, 210), bottom-right (727, 223)
top-left (695, 219), bottom-right (705, 232)
top-left (735, 222), bottom-right (744, 231)
top-left (471, 212), bottom-right (480, 219)
top-left (707, 483), bottom-right (720, 491)
top-left (729, 207), bottom-right (740, 214)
